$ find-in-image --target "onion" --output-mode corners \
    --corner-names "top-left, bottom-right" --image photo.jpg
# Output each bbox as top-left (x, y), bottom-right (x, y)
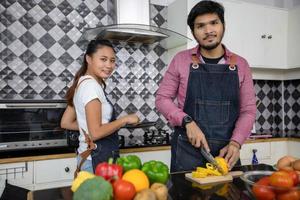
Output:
top-left (292, 159), bottom-right (300, 171)
top-left (276, 155), bottom-right (296, 170)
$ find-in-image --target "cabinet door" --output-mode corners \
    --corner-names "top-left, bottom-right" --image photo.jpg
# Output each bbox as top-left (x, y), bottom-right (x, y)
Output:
top-left (222, 1), bottom-right (245, 57)
top-left (34, 158), bottom-right (76, 185)
top-left (239, 3), bottom-right (287, 68)
top-left (0, 162), bottom-right (34, 191)
top-left (243, 4), bottom-right (266, 67)
top-left (265, 8), bottom-right (287, 68)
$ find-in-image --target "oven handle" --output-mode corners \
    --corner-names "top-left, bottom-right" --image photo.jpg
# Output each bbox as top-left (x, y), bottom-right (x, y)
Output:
top-left (1, 103), bottom-right (66, 108)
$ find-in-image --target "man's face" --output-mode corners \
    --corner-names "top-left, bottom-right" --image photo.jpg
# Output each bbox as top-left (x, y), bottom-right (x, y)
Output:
top-left (192, 13), bottom-right (224, 50)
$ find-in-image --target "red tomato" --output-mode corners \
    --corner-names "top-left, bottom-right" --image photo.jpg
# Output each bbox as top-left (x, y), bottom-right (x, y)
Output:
top-left (269, 171), bottom-right (294, 189)
top-left (277, 190), bottom-right (300, 200)
top-left (113, 179), bottom-right (136, 200)
top-left (257, 176), bottom-right (271, 185)
top-left (252, 183), bottom-right (275, 200)
top-left (283, 170), bottom-right (300, 186)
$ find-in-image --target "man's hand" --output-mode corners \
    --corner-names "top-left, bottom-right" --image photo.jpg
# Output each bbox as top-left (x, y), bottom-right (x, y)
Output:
top-left (185, 121), bottom-right (209, 151)
top-left (218, 141), bottom-right (240, 170)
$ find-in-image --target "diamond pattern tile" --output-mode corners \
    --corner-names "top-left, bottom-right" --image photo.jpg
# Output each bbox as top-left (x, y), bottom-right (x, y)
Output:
top-left (19, 31), bottom-right (37, 47)
top-left (19, 13), bottom-right (37, 29)
top-left (0, 29), bottom-right (17, 46)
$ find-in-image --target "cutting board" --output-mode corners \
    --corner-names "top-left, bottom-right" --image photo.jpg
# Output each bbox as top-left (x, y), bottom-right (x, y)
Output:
top-left (185, 171), bottom-right (243, 185)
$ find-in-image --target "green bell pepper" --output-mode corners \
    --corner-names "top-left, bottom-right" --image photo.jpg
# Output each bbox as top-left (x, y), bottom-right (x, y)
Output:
top-left (141, 160), bottom-right (169, 184)
top-left (116, 155), bottom-right (142, 172)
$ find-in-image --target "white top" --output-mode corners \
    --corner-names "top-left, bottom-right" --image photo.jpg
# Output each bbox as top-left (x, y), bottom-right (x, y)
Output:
top-left (73, 75), bottom-right (113, 159)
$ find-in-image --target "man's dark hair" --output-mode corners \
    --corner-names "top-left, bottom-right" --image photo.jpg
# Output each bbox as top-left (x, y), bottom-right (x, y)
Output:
top-left (187, 0), bottom-right (225, 32)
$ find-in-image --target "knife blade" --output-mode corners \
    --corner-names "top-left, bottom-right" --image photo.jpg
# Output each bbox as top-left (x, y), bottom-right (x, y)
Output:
top-left (200, 147), bottom-right (225, 175)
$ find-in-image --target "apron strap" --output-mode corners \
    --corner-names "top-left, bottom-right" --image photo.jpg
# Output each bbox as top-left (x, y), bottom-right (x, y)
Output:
top-left (228, 54), bottom-right (237, 70)
top-left (191, 54), bottom-right (201, 69)
top-left (74, 77), bottom-right (97, 177)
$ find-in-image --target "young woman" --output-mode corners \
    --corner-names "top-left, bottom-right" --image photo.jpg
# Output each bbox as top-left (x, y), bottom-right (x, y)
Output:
top-left (61, 39), bottom-right (139, 173)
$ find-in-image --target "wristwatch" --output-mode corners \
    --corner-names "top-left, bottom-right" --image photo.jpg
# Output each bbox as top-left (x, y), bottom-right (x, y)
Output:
top-left (182, 115), bottom-right (193, 127)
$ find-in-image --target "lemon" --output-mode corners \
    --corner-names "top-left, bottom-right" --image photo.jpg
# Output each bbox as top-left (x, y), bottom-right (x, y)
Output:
top-left (122, 169), bottom-right (150, 192)
top-left (215, 157), bottom-right (229, 174)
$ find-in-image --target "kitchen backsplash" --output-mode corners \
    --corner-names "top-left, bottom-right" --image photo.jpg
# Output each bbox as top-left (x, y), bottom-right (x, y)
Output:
top-left (0, 0), bottom-right (171, 147)
top-left (254, 79), bottom-right (300, 137)
top-left (0, 0), bottom-right (299, 145)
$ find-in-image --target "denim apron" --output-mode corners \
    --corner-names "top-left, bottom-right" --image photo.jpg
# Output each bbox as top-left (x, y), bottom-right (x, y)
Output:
top-left (171, 53), bottom-right (240, 172)
top-left (91, 92), bottom-right (120, 171)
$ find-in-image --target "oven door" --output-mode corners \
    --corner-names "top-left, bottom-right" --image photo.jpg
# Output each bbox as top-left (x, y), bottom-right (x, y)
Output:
top-left (0, 101), bottom-right (70, 152)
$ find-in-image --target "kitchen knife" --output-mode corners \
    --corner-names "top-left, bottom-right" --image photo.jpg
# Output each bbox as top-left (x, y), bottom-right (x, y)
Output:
top-left (200, 147), bottom-right (225, 175)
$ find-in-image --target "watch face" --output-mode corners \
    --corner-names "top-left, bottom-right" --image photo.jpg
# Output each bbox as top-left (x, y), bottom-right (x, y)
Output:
top-left (184, 115), bottom-right (192, 124)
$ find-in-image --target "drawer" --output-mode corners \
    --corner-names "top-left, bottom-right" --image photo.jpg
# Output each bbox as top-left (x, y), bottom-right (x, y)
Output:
top-left (34, 158), bottom-right (76, 184)
top-left (240, 142), bottom-right (271, 160)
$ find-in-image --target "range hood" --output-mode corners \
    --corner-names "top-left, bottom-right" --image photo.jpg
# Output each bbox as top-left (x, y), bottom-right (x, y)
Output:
top-left (81, 0), bottom-right (191, 49)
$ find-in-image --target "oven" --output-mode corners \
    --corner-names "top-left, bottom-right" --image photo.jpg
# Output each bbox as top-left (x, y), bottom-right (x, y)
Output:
top-left (0, 100), bottom-right (78, 154)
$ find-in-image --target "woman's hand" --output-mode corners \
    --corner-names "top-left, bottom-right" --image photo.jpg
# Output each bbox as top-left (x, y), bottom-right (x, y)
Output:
top-left (122, 114), bottom-right (140, 125)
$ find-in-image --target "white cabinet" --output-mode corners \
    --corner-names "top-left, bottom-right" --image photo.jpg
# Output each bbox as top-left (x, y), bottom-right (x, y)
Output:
top-left (240, 140), bottom-right (299, 166)
top-left (34, 158), bottom-right (77, 190)
top-left (0, 161), bottom-right (34, 195)
top-left (240, 142), bottom-right (272, 165)
top-left (287, 6), bottom-right (300, 69)
top-left (241, 3), bottom-right (288, 68)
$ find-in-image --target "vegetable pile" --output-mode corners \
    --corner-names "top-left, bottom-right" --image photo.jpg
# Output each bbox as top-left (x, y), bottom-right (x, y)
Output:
top-left (251, 155), bottom-right (300, 200)
top-left (71, 155), bottom-right (170, 200)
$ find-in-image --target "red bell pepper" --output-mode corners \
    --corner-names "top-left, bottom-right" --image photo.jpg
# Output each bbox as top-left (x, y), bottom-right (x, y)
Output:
top-left (95, 158), bottom-right (123, 182)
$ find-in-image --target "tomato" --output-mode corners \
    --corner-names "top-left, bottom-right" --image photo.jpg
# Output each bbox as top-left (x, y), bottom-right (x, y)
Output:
top-left (113, 179), bottom-right (136, 200)
top-left (252, 184), bottom-right (275, 200)
top-left (283, 170), bottom-right (300, 186)
top-left (277, 190), bottom-right (300, 200)
top-left (269, 171), bottom-right (294, 189)
top-left (257, 176), bottom-right (271, 185)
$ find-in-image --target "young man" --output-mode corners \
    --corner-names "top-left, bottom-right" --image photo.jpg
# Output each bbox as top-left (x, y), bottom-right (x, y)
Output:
top-left (155, 0), bottom-right (256, 172)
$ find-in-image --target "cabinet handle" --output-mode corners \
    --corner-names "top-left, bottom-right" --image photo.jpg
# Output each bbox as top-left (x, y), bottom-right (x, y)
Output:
top-left (261, 34), bottom-right (266, 39)
top-left (65, 167), bottom-right (70, 173)
top-left (267, 35), bottom-right (272, 39)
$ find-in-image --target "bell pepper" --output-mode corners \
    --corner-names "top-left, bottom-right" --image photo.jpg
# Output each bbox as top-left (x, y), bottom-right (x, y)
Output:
top-left (95, 158), bottom-right (123, 182)
top-left (116, 155), bottom-right (142, 172)
top-left (71, 171), bottom-right (95, 192)
top-left (141, 160), bottom-right (169, 184)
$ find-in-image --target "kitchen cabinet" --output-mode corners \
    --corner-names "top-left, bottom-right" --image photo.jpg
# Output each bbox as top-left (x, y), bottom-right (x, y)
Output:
top-left (240, 140), bottom-right (300, 166)
top-left (240, 3), bottom-right (288, 69)
top-left (34, 158), bottom-right (77, 190)
top-left (0, 161), bottom-right (34, 194)
top-left (287, 6), bottom-right (300, 69)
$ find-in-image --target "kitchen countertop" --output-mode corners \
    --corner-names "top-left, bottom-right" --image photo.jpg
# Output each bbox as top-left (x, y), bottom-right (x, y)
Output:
top-left (1, 137), bottom-right (300, 164)
top-left (27, 164), bottom-right (275, 200)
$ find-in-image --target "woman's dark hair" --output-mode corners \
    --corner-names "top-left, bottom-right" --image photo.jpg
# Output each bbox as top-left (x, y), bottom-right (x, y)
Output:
top-left (187, 0), bottom-right (225, 32)
top-left (66, 39), bottom-right (115, 106)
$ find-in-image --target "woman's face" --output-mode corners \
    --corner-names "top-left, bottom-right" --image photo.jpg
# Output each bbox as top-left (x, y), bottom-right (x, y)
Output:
top-left (86, 46), bottom-right (116, 80)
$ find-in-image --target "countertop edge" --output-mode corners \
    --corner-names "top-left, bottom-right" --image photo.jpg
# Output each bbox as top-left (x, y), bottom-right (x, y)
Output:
top-left (1, 138), bottom-right (299, 164)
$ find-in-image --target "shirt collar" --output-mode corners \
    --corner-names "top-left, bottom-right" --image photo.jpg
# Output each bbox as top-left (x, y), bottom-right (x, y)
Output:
top-left (190, 44), bottom-right (233, 62)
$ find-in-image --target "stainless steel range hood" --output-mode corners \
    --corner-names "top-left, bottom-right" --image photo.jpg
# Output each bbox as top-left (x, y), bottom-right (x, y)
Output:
top-left (81, 0), bottom-right (191, 49)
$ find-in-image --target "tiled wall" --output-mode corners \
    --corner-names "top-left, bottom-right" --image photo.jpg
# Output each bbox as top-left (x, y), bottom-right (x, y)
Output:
top-left (254, 79), bottom-right (300, 137)
top-left (0, 0), bottom-right (171, 146)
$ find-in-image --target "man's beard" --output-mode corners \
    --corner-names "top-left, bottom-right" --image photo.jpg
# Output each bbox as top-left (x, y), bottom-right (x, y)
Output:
top-left (196, 30), bottom-right (224, 50)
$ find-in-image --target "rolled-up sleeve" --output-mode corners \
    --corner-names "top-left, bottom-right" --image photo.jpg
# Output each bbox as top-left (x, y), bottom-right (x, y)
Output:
top-left (155, 55), bottom-right (187, 127)
top-left (231, 59), bottom-right (256, 145)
